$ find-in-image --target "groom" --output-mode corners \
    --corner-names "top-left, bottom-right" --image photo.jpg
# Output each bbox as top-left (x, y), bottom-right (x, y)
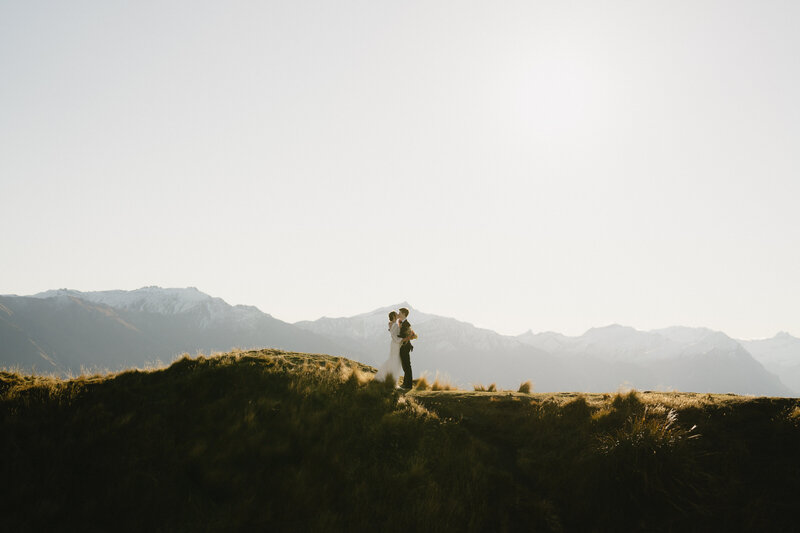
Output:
top-left (397, 307), bottom-right (414, 389)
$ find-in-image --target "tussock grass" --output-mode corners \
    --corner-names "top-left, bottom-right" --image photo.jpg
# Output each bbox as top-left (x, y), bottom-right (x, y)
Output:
top-left (596, 406), bottom-right (700, 456)
top-left (430, 373), bottom-right (458, 391)
top-left (3, 350), bottom-right (800, 532)
top-left (414, 375), bottom-right (430, 391)
top-left (372, 371), bottom-right (399, 389)
top-left (518, 380), bottom-right (532, 394)
top-left (413, 372), bottom-right (459, 391)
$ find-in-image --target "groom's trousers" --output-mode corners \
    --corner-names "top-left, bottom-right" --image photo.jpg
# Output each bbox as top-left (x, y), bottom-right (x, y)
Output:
top-left (399, 342), bottom-right (413, 388)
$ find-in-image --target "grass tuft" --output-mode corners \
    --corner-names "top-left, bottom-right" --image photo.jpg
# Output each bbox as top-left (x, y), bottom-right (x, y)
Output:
top-left (414, 376), bottom-right (430, 391)
top-left (430, 373), bottom-right (458, 391)
top-left (518, 380), bottom-right (532, 394)
top-left (596, 406), bottom-right (700, 457)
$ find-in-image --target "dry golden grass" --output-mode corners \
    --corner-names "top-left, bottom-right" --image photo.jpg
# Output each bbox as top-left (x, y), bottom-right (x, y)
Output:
top-left (430, 373), bottom-right (458, 391)
top-left (414, 376), bottom-right (430, 391)
top-left (4, 349), bottom-right (800, 533)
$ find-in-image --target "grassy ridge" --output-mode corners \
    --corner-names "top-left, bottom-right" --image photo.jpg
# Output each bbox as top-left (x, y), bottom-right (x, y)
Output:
top-left (2, 349), bottom-right (800, 532)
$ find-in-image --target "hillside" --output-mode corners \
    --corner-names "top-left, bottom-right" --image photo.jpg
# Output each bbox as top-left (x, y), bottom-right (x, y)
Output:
top-left (2, 349), bottom-right (800, 532)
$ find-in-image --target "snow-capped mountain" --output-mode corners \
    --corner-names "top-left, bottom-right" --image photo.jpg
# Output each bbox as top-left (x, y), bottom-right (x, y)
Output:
top-left (516, 331), bottom-right (572, 354)
top-left (521, 324), bottom-right (682, 362)
top-left (0, 287), bottom-right (350, 374)
top-left (33, 287), bottom-right (217, 314)
top-left (655, 326), bottom-right (742, 354)
top-left (518, 325), bottom-right (745, 362)
top-left (31, 287), bottom-right (266, 328)
top-left (516, 325), bottom-right (794, 396)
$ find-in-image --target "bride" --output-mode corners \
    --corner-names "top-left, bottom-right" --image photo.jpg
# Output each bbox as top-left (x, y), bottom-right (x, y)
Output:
top-left (374, 310), bottom-right (403, 385)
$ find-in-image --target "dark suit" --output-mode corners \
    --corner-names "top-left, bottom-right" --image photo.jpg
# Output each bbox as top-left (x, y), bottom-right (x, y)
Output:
top-left (398, 319), bottom-right (414, 388)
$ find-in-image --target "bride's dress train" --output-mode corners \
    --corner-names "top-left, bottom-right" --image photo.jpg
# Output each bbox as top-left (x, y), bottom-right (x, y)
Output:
top-left (375, 321), bottom-right (403, 384)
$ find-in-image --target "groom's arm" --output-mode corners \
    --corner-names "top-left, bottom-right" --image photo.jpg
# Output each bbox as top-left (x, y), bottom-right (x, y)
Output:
top-left (399, 323), bottom-right (413, 343)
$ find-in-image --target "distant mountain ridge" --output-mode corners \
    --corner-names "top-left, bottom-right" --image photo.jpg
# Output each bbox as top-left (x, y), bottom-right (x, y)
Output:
top-left (0, 287), bottom-right (349, 374)
top-left (1, 286), bottom-right (797, 396)
top-left (518, 324), bottom-right (745, 362)
top-left (740, 333), bottom-right (800, 393)
top-left (31, 287), bottom-right (269, 328)
top-left (516, 324), bottom-right (794, 396)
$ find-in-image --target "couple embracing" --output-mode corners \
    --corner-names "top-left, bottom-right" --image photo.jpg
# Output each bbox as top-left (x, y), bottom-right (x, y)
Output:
top-left (375, 307), bottom-right (417, 389)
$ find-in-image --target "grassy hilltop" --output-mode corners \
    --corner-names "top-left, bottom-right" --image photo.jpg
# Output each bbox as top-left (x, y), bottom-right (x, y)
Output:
top-left (2, 349), bottom-right (800, 532)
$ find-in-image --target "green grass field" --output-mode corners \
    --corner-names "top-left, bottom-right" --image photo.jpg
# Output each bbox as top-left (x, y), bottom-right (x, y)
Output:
top-left (2, 349), bottom-right (799, 532)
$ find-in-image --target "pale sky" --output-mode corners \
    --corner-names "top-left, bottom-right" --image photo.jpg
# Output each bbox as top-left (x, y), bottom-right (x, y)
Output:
top-left (2, 1), bottom-right (798, 339)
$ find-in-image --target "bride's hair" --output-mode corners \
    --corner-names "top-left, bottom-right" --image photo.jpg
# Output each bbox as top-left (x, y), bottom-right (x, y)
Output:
top-left (388, 311), bottom-right (397, 321)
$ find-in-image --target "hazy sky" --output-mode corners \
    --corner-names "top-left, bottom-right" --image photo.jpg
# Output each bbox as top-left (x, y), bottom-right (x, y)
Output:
top-left (2, 1), bottom-right (798, 339)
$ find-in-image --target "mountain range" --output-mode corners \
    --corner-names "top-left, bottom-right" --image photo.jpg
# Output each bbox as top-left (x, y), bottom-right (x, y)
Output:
top-left (1, 286), bottom-right (797, 396)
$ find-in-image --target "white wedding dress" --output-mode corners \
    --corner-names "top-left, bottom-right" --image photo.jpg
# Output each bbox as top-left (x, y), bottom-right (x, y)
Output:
top-left (374, 321), bottom-right (403, 384)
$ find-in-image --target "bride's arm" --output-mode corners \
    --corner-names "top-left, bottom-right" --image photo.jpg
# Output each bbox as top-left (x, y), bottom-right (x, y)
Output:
top-left (390, 322), bottom-right (403, 342)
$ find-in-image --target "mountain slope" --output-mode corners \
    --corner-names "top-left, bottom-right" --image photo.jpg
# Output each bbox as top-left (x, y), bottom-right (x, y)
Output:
top-left (0, 288), bottom-right (352, 374)
top-left (740, 332), bottom-right (800, 393)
